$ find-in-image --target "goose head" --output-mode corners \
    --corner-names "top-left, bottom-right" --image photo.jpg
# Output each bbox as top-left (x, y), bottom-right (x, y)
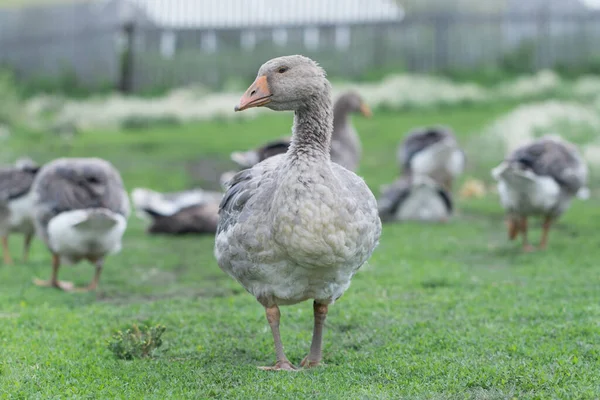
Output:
top-left (235, 55), bottom-right (328, 112)
top-left (334, 91), bottom-right (372, 118)
top-left (15, 157), bottom-right (40, 174)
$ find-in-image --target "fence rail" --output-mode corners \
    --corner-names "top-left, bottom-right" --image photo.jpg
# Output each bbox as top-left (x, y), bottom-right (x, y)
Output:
top-left (1, 4), bottom-right (600, 94)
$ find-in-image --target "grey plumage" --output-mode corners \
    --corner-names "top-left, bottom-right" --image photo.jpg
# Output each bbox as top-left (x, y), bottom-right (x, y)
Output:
top-left (0, 164), bottom-right (39, 203)
top-left (506, 136), bottom-right (586, 195)
top-left (378, 174), bottom-right (453, 223)
top-left (215, 55), bottom-right (381, 370)
top-left (146, 203), bottom-right (219, 235)
top-left (131, 187), bottom-right (221, 235)
top-left (32, 157), bottom-right (130, 242)
top-left (398, 125), bottom-right (461, 172)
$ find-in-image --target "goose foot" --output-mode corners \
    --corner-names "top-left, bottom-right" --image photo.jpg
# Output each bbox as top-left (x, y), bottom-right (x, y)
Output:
top-left (257, 361), bottom-right (298, 371)
top-left (522, 244), bottom-right (536, 253)
top-left (300, 356), bottom-right (321, 369)
top-left (33, 278), bottom-right (75, 291)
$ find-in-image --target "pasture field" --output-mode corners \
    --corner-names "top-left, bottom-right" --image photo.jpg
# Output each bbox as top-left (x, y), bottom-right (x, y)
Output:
top-left (1, 103), bottom-right (599, 399)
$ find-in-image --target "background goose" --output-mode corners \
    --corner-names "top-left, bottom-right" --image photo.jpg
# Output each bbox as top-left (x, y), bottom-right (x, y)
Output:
top-left (32, 158), bottom-right (130, 291)
top-left (131, 187), bottom-right (221, 235)
top-left (378, 174), bottom-right (453, 223)
top-left (0, 157), bottom-right (41, 265)
top-left (215, 55), bottom-right (381, 371)
top-left (491, 135), bottom-right (589, 251)
top-left (230, 137), bottom-right (291, 169)
top-left (398, 125), bottom-right (466, 192)
top-left (228, 90), bottom-right (371, 172)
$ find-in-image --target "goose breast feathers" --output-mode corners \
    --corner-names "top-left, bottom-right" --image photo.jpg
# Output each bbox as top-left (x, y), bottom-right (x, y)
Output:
top-left (215, 155), bottom-right (381, 305)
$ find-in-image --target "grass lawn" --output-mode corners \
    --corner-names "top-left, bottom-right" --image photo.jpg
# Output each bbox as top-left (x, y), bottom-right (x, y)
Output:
top-left (1, 103), bottom-right (599, 399)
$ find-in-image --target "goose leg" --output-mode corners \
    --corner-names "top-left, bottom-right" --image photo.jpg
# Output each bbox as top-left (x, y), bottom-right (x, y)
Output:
top-left (539, 216), bottom-right (553, 250)
top-left (22, 233), bottom-right (33, 263)
top-left (74, 259), bottom-right (104, 292)
top-left (258, 305), bottom-right (297, 371)
top-left (300, 301), bottom-right (328, 368)
top-left (2, 235), bottom-right (13, 265)
top-left (507, 217), bottom-right (519, 240)
top-left (520, 217), bottom-right (535, 252)
top-left (33, 253), bottom-right (74, 291)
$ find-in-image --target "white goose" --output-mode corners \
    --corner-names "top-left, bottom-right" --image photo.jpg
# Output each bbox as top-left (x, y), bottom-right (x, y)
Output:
top-left (215, 55), bottom-right (381, 371)
top-left (31, 158), bottom-right (130, 291)
top-left (491, 135), bottom-right (589, 251)
top-left (0, 158), bottom-right (40, 265)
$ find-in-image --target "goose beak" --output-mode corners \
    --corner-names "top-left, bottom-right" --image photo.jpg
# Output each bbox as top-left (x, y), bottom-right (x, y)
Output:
top-left (235, 75), bottom-right (272, 112)
top-left (359, 103), bottom-right (372, 118)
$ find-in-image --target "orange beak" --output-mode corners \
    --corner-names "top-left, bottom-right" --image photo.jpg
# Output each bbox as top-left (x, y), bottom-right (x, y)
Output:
top-left (359, 103), bottom-right (372, 118)
top-left (234, 75), bottom-right (272, 112)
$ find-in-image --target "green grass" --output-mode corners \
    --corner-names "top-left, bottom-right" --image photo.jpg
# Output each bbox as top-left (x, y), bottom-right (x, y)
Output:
top-left (1, 104), bottom-right (600, 399)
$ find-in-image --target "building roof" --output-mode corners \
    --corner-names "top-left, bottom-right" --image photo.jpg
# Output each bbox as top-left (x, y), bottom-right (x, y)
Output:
top-left (127, 0), bottom-right (404, 28)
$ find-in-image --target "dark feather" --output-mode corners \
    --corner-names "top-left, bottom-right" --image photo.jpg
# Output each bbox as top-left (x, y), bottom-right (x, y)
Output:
top-left (0, 167), bottom-right (39, 202)
top-left (147, 203), bottom-right (218, 235)
top-left (377, 176), bottom-right (413, 222)
top-left (399, 126), bottom-right (454, 170)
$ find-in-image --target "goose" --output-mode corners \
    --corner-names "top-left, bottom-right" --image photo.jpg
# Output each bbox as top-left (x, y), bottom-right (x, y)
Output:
top-left (31, 158), bottom-right (130, 291)
top-left (131, 187), bottom-right (221, 235)
top-left (491, 135), bottom-right (589, 251)
top-left (215, 55), bottom-right (381, 371)
top-left (0, 157), bottom-right (41, 265)
top-left (378, 174), bottom-right (453, 223)
top-left (228, 91), bottom-right (371, 172)
top-left (398, 125), bottom-right (465, 192)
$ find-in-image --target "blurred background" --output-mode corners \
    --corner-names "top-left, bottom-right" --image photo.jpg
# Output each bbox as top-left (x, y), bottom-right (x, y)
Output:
top-left (2, 0), bottom-right (600, 193)
top-left (2, 0), bottom-right (600, 93)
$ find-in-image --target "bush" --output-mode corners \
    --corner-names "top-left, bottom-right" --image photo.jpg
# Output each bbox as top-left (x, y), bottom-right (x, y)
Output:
top-left (0, 69), bottom-right (21, 126)
top-left (107, 322), bottom-right (166, 360)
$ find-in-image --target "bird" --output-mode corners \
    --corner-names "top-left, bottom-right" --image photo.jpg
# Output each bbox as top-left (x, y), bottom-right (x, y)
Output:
top-left (229, 137), bottom-right (291, 169)
top-left (378, 174), bottom-right (453, 223)
top-left (214, 55), bottom-right (381, 371)
top-left (131, 187), bottom-right (221, 235)
top-left (31, 158), bottom-right (130, 291)
top-left (0, 157), bottom-right (41, 265)
top-left (397, 125), bottom-right (465, 193)
top-left (228, 91), bottom-right (371, 172)
top-left (491, 135), bottom-right (589, 251)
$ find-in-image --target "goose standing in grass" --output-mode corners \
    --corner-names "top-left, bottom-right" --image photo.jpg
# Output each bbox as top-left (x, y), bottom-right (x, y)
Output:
top-left (228, 91), bottom-right (371, 172)
top-left (398, 126), bottom-right (465, 192)
top-left (378, 174), bottom-right (453, 223)
top-left (0, 158), bottom-right (41, 265)
top-left (491, 135), bottom-right (589, 251)
top-left (32, 158), bottom-right (130, 291)
top-left (215, 55), bottom-right (381, 371)
top-left (131, 187), bottom-right (221, 235)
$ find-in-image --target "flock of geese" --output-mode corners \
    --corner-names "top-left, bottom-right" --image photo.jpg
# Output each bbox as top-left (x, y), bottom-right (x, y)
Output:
top-left (0, 55), bottom-right (590, 370)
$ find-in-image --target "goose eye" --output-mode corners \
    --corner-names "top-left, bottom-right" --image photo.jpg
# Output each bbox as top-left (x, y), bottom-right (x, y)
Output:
top-left (278, 67), bottom-right (288, 74)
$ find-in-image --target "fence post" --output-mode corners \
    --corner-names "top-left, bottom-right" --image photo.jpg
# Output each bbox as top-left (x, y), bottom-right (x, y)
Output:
top-left (433, 13), bottom-right (450, 71)
top-left (118, 22), bottom-right (135, 93)
top-left (536, 8), bottom-right (550, 69)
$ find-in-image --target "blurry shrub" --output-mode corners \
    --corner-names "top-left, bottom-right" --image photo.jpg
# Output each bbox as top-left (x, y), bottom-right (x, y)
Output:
top-left (107, 322), bottom-right (166, 360)
top-left (121, 115), bottom-right (181, 131)
top-left (0, 69), bottom-right (21, 126)
top-left (20, 68), bottom-right (113, 98)
top-left (499, 41), bottom-right (536, 75)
